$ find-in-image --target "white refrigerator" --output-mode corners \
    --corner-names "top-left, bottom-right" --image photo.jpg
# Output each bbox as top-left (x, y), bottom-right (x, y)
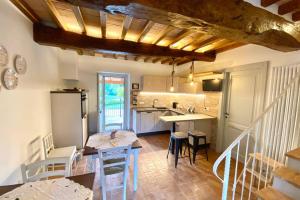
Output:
top-left (50, 91), bottom-right (88, 149)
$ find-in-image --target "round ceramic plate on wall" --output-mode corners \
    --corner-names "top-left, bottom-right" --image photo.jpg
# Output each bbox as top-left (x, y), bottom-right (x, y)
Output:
top-left (0, 45), bottom-right (8, 67)
top-left (14, 55), bottom-right (27, 74)
top-left (3, 68), bottom-right (18, 90)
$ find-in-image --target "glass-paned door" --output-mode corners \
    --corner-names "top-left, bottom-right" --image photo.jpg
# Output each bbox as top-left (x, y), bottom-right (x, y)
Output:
top-left (98, 73), bottom-right (128, 132)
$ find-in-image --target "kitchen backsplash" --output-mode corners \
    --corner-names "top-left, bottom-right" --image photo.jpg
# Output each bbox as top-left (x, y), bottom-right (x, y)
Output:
top-left (136, 92), bottom-right (221, 117)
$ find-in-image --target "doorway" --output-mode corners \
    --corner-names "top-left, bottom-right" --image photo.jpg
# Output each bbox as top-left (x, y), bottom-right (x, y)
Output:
top-left (98, 73), bottom-right (129, 132)
top-left (221, 62), bottom-right (268, 155)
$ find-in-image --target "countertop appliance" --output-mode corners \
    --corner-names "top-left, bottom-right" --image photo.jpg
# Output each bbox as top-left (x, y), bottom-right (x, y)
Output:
top-left (172, 102), bottom-right (179, 109)
top-left (50, 90), bottom-right (88, 149)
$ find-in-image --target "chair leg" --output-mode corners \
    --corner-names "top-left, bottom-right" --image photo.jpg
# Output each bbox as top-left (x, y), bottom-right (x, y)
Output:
top-left (167, 137), bottom-right (172, 159)
top-left (179, 140), bottom-right (183, 157)
top-left (193, 137), bottom-right (199, 164)
top-left (186, 140), bottom-right (192, 165)
top-left (123, 180), bottom-right (127, 200)
top-left (175, 139), bottom-right (180, 168)
top-left (204, 137), bottom-right (208, 161)
top-left (101, 175), bottom-right (106, 200)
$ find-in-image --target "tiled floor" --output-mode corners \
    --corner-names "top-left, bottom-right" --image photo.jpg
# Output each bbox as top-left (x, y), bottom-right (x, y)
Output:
top-left (74, 134), bottom-right (226, 200)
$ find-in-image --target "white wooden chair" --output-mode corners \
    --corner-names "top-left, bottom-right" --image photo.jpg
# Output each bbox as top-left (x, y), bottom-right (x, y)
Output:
top-left (21, 157), bottom-right (71, 183)
top-left (98, 145), bottom-right (132, 200)
top-left (43, 133), bottom-right (77, 175)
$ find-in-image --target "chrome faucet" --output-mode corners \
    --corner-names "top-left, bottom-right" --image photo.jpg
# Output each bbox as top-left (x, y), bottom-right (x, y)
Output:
top-left (152, 99), bottom-right (158, 108)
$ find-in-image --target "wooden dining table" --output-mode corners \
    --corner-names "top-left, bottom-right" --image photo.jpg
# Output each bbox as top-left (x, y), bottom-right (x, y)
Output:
top-left (0, 173), bottom-right (95, 196)
top-left (84, 137), bottom-right (142, 192)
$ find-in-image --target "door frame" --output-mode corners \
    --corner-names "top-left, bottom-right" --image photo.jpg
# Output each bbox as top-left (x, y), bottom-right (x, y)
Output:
top-left (97, 72), bottom-right (130, 132)
top-left (216, 61), bottom-right (269, 153)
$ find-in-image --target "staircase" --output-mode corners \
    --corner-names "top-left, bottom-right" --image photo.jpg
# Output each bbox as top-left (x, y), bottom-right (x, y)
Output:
top-left (213, 68), bottom-right (300, 200)
top-left (256, 148), bottom-right (300, 199)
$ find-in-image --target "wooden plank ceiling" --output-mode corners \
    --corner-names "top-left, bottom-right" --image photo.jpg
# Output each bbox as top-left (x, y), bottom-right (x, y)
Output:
top-left (10, 0), bottom-right (244, 65)
top-left (261, 0), bottom-right (300, 21)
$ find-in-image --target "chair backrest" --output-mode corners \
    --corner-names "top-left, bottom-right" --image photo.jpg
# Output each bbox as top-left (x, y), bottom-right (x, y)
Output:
top-left (43, 133), bottom-right (54, 158)
top-left (97, 145), bottom-right (131, 174)
top-left (21, 157), bottom-right (71, 183)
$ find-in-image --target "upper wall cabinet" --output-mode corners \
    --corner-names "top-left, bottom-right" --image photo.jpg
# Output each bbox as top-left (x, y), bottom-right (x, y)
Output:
top-left (142, 75), bottom-right (201, 93)
top-left (178, 78), bottom-right (201, 93)
top-left (166, 76), bottom-right (180, 92)
top-left (142, 75), bottom-right (167, 92)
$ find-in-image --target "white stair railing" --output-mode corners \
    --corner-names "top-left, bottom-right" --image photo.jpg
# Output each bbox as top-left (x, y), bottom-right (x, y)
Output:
top-left (213, 69), bottom-right (300, 200)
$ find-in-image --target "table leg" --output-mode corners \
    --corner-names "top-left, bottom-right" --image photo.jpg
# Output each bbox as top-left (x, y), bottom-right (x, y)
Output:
top-left (133, 149), bottom-right (139, 191)
top-left (171, 122), bottom-right (176, 154)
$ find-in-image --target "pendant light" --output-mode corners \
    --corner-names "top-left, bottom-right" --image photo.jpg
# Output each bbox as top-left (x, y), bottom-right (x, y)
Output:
top-left (170, 58), bottom-right (175, 92)
top-left (190, 60), bottom-right (195, 86)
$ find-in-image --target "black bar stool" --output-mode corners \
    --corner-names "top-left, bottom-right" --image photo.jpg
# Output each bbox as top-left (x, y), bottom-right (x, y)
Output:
top-left (188, 130), bottom-right (208, 163)
top-left (167, 132), bottom-right (192, 168)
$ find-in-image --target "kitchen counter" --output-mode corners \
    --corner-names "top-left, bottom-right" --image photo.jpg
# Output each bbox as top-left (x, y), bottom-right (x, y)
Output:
top-left (132, 107), bottom-right (185, 115)
top-left (160, 113), bottom-right (215, 122)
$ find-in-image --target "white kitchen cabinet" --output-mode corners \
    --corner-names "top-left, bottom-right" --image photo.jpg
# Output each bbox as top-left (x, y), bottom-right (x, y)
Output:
top-left (140, 111), bottom-right (156, 133)
top-left (133, 110), bottom-right (172, 134)
top-left (142, 76), bottom-right (167, 92)
top-left (132, 110), bottom-right (140, 133)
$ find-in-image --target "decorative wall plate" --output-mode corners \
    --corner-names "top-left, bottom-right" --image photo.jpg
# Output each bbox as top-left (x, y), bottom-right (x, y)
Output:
top-left (3, 68), bottom-right (18, 90)
top-left (0, 45), bottom-right (8, 67)
top-left (14, 55), bottom-right (27, 74)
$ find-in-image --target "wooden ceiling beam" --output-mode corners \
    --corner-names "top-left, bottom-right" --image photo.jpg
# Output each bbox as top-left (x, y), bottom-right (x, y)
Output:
top-left (134, 55), bottom-right (142, 61)
top-left (10, 0), bottom-right (40, 22)
top-left (152, 57), bottom-right (162, 63)
top-left (191, 37), bottom-right (219, 51)
top-left (292, 11), bottom-right (300, 21)
top-left (72, 6), bottom-right (86, 34)
top-left (44, 0), bottom-right (66, 29)
top-left (176, 58), bottom-right (191, 66)
top-left (214, 42), bottom-right (245, 53)
top-left (168, 57), bottom-right (180, 65)
top-left (57, 0), bottom-right (300, 51)
top-left (261, 0), bottom-right (280, 7)
top-left (180, 33), bottom-right (205, 50)
top-left (278, 0), bottom-right (300, 15)
top-left (161, 58), bottom-right (172, 64)
top-left (34, 24), bottom-right (215, 61)
top-left (168, 30), bottom-right (192, 47)
top-left (144, 57), bottom-right (152, 62)
top-left (137, 21), bottom-right (155, 42)
top-left (153, 26), bottom-right (173, 44)
top-left (99, 11), bottom-right (106, 38)
top-left (121, 16), bottom-right (133, 39)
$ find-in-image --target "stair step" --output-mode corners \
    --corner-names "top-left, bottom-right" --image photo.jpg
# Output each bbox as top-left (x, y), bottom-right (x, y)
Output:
top-left (273, 167), bottom-right (300, 188)
top-left (256, 187), bottom-right (292, 200)
top-left (249, 153), bottom-right (283, 168)
top-left (237, 179), bottom-right (258, 192)
top-left (245, 168), bottom-right (269, 183)
top-left (286, 147), bottom-right (300, 161)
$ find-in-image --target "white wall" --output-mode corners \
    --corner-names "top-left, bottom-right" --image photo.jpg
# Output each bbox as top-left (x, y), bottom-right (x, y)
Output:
top-left (0, 1), bottom-right (63, 185)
